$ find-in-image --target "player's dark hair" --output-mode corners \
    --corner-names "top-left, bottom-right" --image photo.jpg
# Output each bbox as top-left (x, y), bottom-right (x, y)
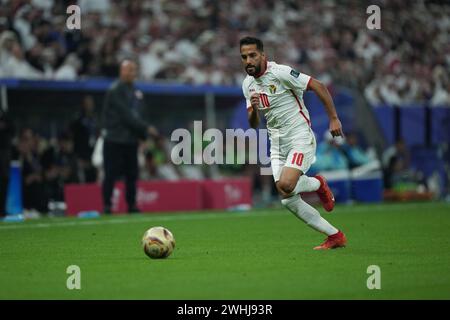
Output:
top-left (240, 37), bottom-right (264, 52)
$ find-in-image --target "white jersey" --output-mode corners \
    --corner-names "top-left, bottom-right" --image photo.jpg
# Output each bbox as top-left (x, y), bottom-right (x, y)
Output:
top-left (242, 61), bottom-right (313, 144)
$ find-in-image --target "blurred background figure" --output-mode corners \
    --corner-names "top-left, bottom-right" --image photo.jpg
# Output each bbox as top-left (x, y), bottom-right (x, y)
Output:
top-left (70, 95), bottom-right (98, 183)
top-left (17, 128), bottom-right (46, 217)
top-left (101, 60), bottom-right (158, 214)
top-left (340, 132), bottom-right (381, 176)
top-left (341, 133), bottom-right (373, 169)
top-left (382, 139), bottom-right (412, 189)
top-left (140, 135), bottom-right (183, 181)
top-left (0, 109), bottom-right (15, 216)
top-left (0, 31), bottom-right (43, 79)
top-left (140, 149), bottom-right (158, 181)
top-left (40, 131), bottom-right (78, 215)
top-left (311, 132), bottom-right (348, 174)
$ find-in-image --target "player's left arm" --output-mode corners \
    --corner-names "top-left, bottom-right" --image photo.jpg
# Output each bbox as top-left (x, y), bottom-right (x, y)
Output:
top-left (307, 78), bottom-right (344, 137)
top-left (277, 65), bottom-right (344, 137)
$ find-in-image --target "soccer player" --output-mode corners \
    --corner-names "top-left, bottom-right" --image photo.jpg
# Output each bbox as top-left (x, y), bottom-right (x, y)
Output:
top-left (240, 36), bottom-right (347, 250)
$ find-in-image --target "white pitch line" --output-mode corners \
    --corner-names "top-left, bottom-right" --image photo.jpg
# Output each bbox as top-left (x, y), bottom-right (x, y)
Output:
top-left (0, 211), bottom-right (281, 230)
top-left (0, 202), bottom-right (447, 230)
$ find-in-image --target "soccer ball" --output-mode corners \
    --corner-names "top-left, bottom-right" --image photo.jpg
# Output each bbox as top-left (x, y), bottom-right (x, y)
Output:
top-left (142, 226), bottom-right (176, 259)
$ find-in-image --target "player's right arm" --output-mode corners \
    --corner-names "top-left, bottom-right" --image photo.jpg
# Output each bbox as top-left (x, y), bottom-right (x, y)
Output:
top-left (109, 86), bottom-right (158, 139)
top-left (110, 87), bottom-right (148, 135)
top-left (243, 80), bottom-right (260, 129)
top-left (247, 101), bottom-right (259, 129)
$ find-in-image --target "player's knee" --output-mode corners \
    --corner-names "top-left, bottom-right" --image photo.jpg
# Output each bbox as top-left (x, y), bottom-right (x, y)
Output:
top-left (277, 180), bottom-right (296, 195)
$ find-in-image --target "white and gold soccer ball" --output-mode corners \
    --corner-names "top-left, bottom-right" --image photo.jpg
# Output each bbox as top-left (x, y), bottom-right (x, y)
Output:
top-left (142, 226), bottom-right (176, 259)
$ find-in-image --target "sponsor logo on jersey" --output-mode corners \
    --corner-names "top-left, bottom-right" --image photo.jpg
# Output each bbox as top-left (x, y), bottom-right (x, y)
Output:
top-left (290, 69), bottom-right (300, 78)
top-left (269, 84), bottom-right (277, 94)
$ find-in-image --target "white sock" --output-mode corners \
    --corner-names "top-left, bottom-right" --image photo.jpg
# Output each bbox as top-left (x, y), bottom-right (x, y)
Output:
top-left (281, 195), bottom-right (338, 236)
top-left (291, 175), bottom-right (320, 195)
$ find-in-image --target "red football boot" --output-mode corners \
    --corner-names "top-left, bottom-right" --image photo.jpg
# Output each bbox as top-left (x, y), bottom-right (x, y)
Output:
top-left (313, 230), bottom-right (347, 250)
top-left (315, 175), bottom-right (335, 212)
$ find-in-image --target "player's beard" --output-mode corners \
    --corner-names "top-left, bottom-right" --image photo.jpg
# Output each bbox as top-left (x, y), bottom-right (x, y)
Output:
top-left (246, 63), bottom-right (261, 76)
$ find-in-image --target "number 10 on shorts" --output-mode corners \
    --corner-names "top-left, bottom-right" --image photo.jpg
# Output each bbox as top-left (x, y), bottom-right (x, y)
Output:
top-left (291, 152), bottom-right (304, 166)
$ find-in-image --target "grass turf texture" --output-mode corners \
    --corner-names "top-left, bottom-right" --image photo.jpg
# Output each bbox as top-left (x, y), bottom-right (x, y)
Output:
top-left (0, 202), bottom-right (449, 299)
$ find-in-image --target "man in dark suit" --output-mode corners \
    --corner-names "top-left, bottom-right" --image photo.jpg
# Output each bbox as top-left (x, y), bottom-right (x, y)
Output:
top-left (101, 59), bottom-right (158, 214)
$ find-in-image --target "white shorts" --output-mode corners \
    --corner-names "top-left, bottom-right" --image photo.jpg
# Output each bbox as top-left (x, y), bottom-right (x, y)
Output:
top-left (270, 129), bottom-right (317, 182)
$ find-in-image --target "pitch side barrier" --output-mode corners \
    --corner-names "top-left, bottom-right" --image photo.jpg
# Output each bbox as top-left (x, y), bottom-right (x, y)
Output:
top-left (0, 78), bottom-right (242, 96)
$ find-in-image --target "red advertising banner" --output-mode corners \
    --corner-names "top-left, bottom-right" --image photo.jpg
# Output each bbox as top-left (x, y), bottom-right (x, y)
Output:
top-left (202, 178), bottom-right (253, 209)
top-left (64, 178), bottom-right (252, 215)
top-left (64, 184), bottom-right (104, 215)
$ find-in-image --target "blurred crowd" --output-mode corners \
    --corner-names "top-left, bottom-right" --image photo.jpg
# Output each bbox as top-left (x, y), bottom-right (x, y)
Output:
top-left (0, 0), bottom-right (449, 106)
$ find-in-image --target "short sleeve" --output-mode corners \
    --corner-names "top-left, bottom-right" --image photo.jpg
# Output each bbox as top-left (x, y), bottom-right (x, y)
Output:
top-left (242, 80), bottom-right (252, 109)
top-left (276, 64), bottom-right (312, 91)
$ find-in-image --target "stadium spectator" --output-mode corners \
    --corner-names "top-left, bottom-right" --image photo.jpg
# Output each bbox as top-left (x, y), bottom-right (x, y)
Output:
top-left (307, 131), bottom-right (382, 181)
top-left (140, 149), bottom-right (158, 180)
top-left (311, 132), bottom-right (348, 173)
top-left (140, 135), bottom-right (184, 181)
top-left (430, 66), bottom-right (450, 107)
top-left (41, 132), bottom-right (79, 205)
top-left (341, 132), bottom-right (382, 177)
top-left (17, 128), bottom-right (47, 215)
top-left (53, 53), bottom-right (81, 80)
top-left (101, 59), bottom-right (159, 214)
top-left (70, 95), bottom-right (98, 183)
top-left (340, 132), bottom-right (377, 169)
top-left (382, 139), bottom-right (412, 189)
top-left (0, 34), bottom-right (43, 79)
top-left (382, 139), bottom-right (433, 198)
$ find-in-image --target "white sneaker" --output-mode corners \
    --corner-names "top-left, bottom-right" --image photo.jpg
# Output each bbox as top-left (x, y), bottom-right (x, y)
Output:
top-left (24, 209), bottom-right (42, 220)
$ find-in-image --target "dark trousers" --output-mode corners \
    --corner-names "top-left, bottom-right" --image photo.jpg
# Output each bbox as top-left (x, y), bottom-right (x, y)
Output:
top-left (0, 176), bottom-right (7, 216)
top-left (23, 180), bottom-right (48, 212)
top-left (0, 150), bottom-right (10, 215)
top-left (102, 141), bottom-right (138, 211)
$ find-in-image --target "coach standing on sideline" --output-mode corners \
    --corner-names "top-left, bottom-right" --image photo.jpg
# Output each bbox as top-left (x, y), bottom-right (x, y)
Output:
top-left (102, 59), bottom-right (158, 214)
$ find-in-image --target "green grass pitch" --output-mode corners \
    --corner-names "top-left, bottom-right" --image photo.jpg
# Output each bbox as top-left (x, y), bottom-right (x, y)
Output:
top-left (1, 202), bottom-right (449, 299)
